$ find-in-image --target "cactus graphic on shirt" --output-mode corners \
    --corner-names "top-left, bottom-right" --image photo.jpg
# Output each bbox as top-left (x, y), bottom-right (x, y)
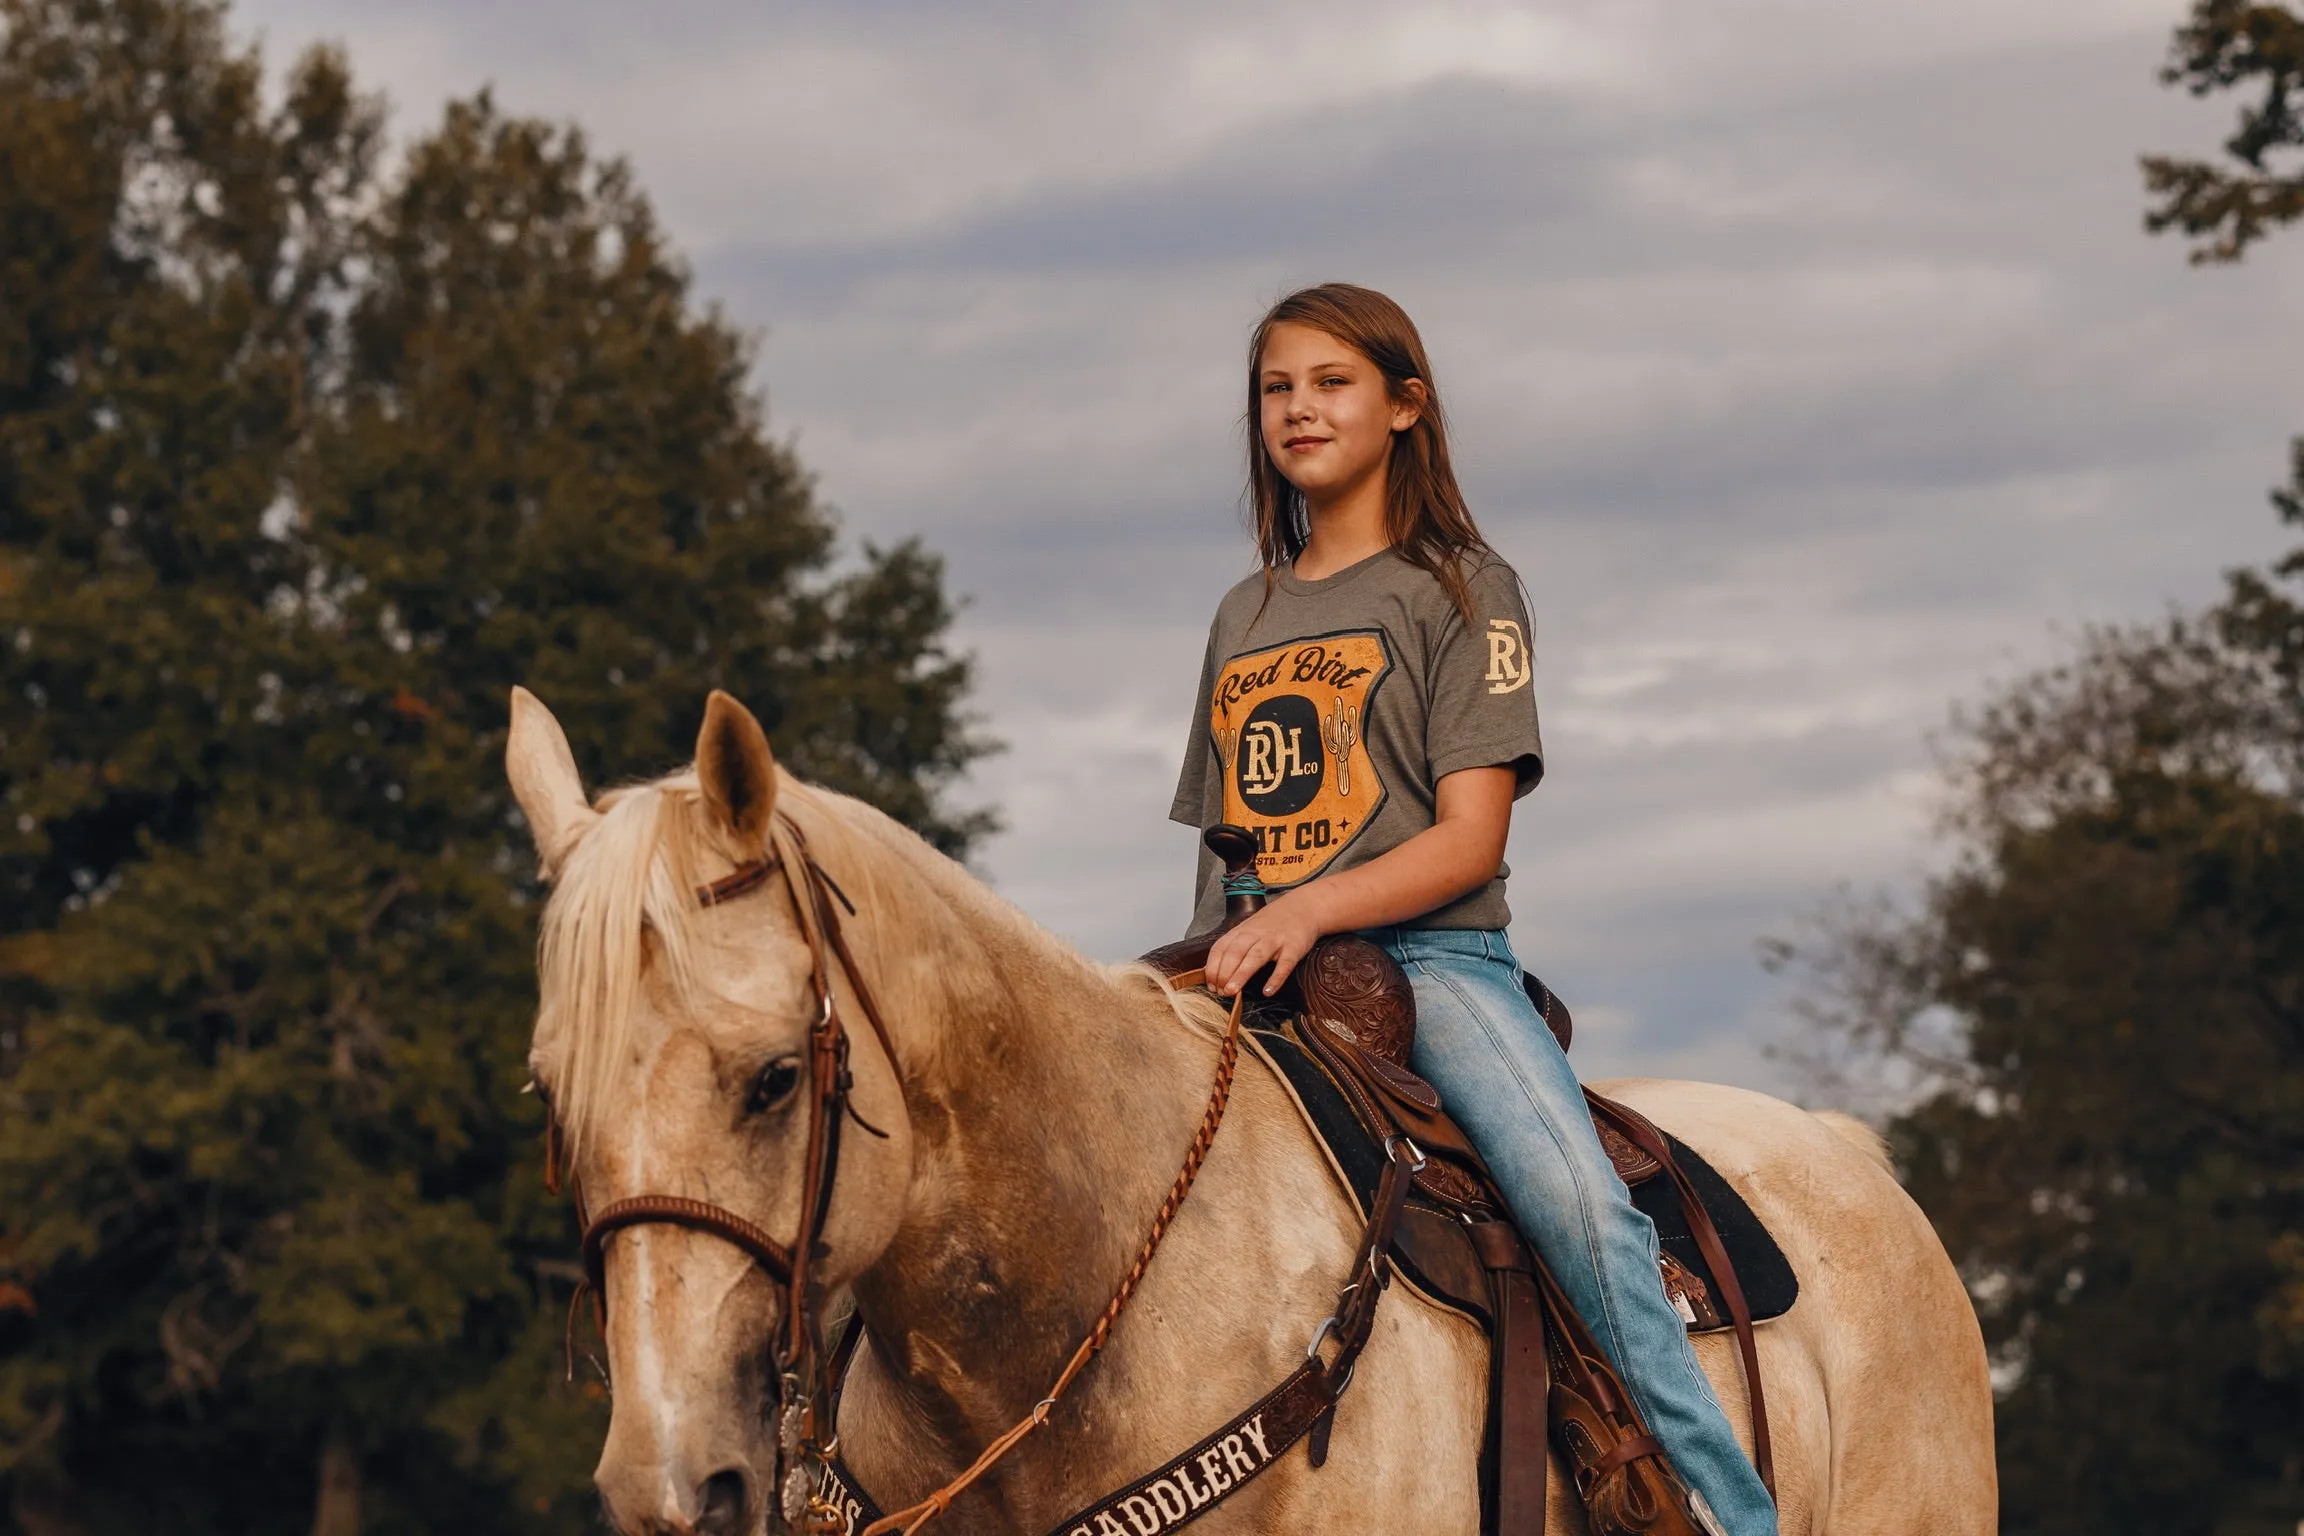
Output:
top-left (1214, 722), bottom-right (1239, 782)
top-left (1323, 697), bottom-right (1359, 796)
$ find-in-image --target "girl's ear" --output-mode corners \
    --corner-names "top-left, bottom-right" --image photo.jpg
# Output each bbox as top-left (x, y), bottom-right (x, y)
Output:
top-left (696, 689), bottom-right (778, 861)
top-left (506, 687), bottom-right (599, 878)
top-left (1390, 377), bottom-right (1428, 433)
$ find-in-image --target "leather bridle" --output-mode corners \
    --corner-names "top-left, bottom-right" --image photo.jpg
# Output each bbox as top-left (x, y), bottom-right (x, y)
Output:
top-left (544, 810), bottom-right (900, 1529)
top-left (543, 807), bottom-right (1250, 1536)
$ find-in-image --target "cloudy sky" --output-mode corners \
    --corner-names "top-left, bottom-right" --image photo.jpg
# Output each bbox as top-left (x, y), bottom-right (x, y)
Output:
top-left (237, 0), bottom-right (2303, 1093)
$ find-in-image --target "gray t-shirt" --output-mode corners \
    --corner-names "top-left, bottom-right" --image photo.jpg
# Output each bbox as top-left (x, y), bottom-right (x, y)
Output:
top-left (1169, 549), bottom-right (1544, 933)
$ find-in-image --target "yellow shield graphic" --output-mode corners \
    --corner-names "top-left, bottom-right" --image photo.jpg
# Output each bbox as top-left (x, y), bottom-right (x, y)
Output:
top-left (1208, 631), bottom-right (1391, 889)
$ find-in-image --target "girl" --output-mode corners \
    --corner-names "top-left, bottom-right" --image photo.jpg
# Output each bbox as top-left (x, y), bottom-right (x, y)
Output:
top-left (1169, 283), bottom-right (1774, 1536)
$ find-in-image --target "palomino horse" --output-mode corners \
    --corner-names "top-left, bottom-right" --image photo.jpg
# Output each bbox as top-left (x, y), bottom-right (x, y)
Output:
top-left (508, 688), bottom-right (1995, 1536)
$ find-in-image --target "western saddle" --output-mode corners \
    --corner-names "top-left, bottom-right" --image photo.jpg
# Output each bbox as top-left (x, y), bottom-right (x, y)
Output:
top-left (1140, 826), bottom-right (1778, 1536)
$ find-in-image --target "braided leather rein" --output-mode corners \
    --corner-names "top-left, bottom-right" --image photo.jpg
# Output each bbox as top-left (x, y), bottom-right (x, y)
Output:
top-left (854, 979), bottom-right (1246, 1536)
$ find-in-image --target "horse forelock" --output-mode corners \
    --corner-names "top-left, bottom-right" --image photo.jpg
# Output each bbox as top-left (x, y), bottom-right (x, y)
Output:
top-left (532, 760), bottom-right (1217, 1157)
top-left (532, 774), bottom-right (698, 1157)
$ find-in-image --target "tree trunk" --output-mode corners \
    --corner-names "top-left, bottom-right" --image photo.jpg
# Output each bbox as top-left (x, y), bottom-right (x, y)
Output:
top-left (312, 1422), bottom-right (361, 1536)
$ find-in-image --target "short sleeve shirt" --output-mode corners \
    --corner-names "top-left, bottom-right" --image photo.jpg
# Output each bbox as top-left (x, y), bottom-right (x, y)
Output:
top-left (1169, 549), bottom-right (1544, 934)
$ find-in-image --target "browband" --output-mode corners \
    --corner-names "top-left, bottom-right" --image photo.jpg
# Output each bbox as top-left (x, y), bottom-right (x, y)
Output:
top-left (698, 856), bottom-right (779, 907)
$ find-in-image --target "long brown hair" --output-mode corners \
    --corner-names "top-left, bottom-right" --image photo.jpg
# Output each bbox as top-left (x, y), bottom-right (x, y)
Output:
top-left (1246, 283), bottom-right (1490, 619)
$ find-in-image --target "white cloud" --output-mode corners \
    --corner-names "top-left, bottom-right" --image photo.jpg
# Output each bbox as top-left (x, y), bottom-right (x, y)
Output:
top-left (231, 0), bottom-right (2304, 1097)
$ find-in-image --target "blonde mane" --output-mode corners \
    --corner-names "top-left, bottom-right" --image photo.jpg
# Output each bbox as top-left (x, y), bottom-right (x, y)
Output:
top-left (535, 768), bottom-right (775, 1155)
top-left (534, 763), bottom-right (1228, 1155)
top-left (1113, 960), bottom-right (1233, 1043)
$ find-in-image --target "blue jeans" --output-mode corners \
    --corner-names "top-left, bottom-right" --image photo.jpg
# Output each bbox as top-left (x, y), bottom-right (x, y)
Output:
top-left (1366, 926), bottom-right (1777, 1536)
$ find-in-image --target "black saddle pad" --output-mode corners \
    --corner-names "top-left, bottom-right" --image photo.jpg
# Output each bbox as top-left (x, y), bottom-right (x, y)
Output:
top-left (1247, 1016), bottom-right (1797, 1330)
top-left (1630, 1129), bottom-right (1798, 1327)
top-left (1249, 1015), bottom-right (1393, 1210)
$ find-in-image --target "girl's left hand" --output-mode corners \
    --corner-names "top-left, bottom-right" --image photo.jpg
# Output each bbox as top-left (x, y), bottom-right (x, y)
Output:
top-left (1205, 889), bottom-right (1329, 998)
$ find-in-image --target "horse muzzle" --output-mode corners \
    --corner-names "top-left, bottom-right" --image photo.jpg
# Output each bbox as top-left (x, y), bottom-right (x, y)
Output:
top-left (596, 1454), bottom-right (762, 1536)
top-left (588, 1219), bottom-right (790, 1536)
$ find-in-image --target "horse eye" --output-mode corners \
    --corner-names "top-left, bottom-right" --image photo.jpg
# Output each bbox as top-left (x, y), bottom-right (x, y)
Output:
top-left (747, 1057), bottom-right (804, 1115)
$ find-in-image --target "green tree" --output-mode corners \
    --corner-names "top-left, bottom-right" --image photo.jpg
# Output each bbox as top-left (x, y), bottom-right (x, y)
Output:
top-left (1781, 620), bottom-right (2304, 1535)
top-left (0, 2), bottom-right (991, 1532)
top-left (1773, 27), bottom-right (2304, 1526)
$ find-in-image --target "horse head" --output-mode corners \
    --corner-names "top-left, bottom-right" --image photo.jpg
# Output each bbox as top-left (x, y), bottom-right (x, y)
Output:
top-left (508, 687), bottom-right (915, 1536)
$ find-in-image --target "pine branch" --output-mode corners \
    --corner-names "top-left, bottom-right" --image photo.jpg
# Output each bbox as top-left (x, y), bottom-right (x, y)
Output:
top-left (2142, 0), bottom-right (2304, 261)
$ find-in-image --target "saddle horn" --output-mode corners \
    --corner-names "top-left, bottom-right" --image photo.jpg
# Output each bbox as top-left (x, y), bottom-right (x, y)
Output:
top-left (1205, 823), bottom-right (1266, 923)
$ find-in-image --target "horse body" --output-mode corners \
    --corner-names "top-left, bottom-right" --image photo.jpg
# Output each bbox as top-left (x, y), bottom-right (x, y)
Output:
top-left (817, 891), bottom-right (1492, 1534)
top-left (1592, 1081), bottom-right (1998, 1536)
top-left (507, 689), bottom-right (1994, 1536)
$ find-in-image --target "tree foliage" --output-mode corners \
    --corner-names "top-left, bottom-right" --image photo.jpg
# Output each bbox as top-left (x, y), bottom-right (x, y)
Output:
top-left (1783, 616), bottom-right (2304, 1534)
top-left (2145, 0), bottom-right (2304, 721)
top-left (0, 2), bottom-right (992, 1531)
top-left (1786, 36), bottom-right (2304, 1500)
top-left (1781, 28), bottom-right (2304, 1521)
top-left (2143, 0), bottom-right (2304, 263)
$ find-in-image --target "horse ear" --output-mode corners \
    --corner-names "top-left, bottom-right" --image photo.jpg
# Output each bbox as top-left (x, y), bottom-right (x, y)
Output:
top-left (696, 690), bottom-right (777, 859)
top-left (506, 687), bottom-right (598, 878)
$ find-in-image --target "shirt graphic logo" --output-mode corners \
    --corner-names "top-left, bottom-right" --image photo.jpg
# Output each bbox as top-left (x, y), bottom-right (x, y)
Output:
top-left (1237, 695), bottom-right (1323, 815)
top-left (1210, 631), bottom-right (1390, 888)
top-left (1485, 618), bottom-right (1529, 695)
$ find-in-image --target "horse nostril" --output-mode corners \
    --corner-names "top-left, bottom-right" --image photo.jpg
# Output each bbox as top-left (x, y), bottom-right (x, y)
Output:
top-left (695, 1468), bottom-right (749, 1536)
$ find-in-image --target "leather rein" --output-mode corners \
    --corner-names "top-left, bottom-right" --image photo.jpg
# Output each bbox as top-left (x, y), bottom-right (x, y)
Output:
top-left (542, 812), bottom-right (1265, 1536)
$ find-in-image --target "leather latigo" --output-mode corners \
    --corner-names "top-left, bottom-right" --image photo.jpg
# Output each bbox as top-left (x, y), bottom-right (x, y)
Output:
top-left (1147, 912), bottom-right (1755, 1338)
top-left (1297, 1006), bottom-right (1493, 1212)
top-left (1276, 997), bottom-right (1715, 1536)
top-left (1141, 952), bottom-right (1713, 1536)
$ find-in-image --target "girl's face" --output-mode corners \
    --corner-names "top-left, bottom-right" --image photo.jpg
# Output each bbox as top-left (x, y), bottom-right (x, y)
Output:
top-left (1258, 321), bottom-right (1423, 506)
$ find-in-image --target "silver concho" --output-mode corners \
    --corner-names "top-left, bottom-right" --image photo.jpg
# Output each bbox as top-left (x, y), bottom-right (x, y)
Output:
top-left (781, 1461), bottom-right (812, 1524)
top-left (778, 1397), bottom-right (806, 1459)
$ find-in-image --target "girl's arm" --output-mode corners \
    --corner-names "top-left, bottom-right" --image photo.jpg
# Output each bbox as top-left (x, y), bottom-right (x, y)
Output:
top-left (1204, 765), bottom-right (1517, 997)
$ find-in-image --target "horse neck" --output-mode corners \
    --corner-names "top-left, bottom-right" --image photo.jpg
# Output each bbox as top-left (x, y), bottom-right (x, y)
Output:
top-left (844, 837), bottom-right (1222, 1432)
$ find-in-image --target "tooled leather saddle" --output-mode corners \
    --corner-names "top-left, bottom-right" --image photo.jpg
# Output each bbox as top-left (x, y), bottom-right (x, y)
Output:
top-left (1141, 826), bottom-right (1794, 1536)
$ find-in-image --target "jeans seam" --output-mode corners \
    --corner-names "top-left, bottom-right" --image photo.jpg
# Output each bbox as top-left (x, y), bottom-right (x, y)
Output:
top-left (1415, 960), bottom-right (1640, 1374)
top-left (1391, 941), bottom-right (1766, 1532)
